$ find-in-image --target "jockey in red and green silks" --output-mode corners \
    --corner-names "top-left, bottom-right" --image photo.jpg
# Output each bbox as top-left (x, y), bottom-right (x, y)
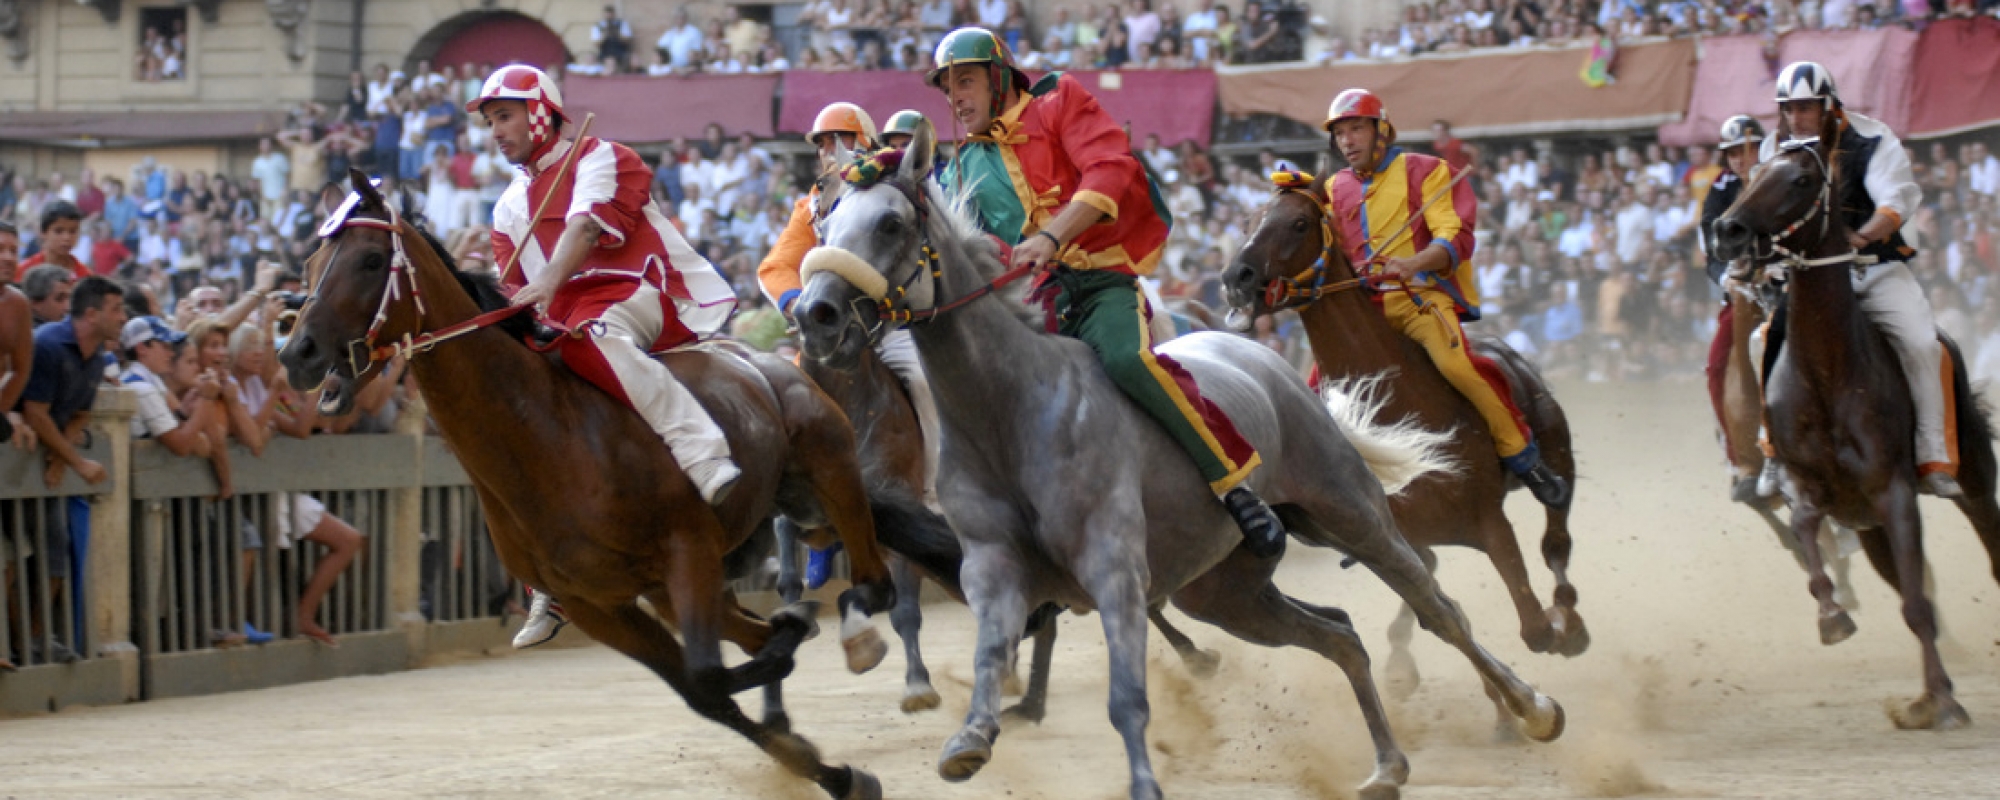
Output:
top-left (929, 27), bottom-right (1287, 558)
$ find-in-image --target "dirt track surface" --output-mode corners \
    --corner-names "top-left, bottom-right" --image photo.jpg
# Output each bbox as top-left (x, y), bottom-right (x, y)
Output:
top-left (6, 380), bottom-right (2000, 800)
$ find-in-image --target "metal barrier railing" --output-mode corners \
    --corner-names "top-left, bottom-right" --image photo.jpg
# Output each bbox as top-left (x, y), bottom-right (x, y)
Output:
top-left (139, 491), bottom-right (393, 654)
top-left (0, 438), bottom-right (116, 670)
top-left (418, 438), bottom-right (517, 623)
top-left (133, 437), bottom-right (415, 657)
top-left (420, 485), bottom-right (516, 622)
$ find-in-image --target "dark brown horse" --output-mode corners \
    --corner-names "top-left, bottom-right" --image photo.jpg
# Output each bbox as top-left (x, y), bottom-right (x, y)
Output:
top-left (1223, 182), bottom-right (1586, 696)
top-left (277, 171), bottom-right (958, 798)
top-left (1715, 128), bottom-right (2000, 729)
top-left (1721, 286), bottom-right (1861, 602)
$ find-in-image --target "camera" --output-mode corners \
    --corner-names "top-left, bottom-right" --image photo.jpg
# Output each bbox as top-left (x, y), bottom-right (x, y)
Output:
top-left (275, 291), bottom-right (310, 310)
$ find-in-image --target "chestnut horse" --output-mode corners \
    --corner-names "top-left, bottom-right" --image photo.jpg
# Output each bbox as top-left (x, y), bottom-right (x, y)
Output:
top-left (278, 172), bottom-right (959, 798)
top-left (1715, 130), bottom-right (2000, 729)
top-left (1223, 182), bottom-right (1585, 713)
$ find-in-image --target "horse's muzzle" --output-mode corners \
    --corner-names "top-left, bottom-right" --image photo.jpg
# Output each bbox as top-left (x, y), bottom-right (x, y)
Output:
top-left (1713, 216), bottom-right (1757, 261)
top-left (1221, 259), bottom-right (1262, 309)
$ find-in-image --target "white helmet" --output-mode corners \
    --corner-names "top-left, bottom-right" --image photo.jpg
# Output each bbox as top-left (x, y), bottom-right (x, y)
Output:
top-left (1774, 61), bottom-right (1838, 110)
top-left (1718, 115), bottom-right (1766, 150)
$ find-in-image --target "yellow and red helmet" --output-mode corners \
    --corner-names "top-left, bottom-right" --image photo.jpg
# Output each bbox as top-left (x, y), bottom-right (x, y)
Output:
top-left (1323, 88), bottom-right (1396, 143)
top-left (807, 102), bottom-right (879, 150)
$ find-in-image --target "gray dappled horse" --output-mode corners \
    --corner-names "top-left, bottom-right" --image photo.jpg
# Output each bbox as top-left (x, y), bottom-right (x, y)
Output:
top-left (792, 120), bottom-right (1563, 800)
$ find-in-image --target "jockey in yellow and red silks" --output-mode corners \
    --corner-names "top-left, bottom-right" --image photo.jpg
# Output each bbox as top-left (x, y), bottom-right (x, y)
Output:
top-left (1321, 88), bottom-right (1569, 508)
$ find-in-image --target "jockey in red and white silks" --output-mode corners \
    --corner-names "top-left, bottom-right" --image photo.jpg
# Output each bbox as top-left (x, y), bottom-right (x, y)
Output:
top-left (473, 64), bottom-right (741, 504)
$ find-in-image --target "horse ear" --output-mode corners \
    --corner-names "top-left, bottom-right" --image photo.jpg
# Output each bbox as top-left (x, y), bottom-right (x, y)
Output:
top-left (350, 168), bottom-right (381, 207)
top-left (902, 118), bottom-right (936, 182)
top-left (318, 182), bottom-right (348, 218)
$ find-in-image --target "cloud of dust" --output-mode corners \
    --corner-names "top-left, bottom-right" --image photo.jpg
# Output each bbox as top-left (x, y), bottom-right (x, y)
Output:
top-left (1553, 657), bottom-right (1669, 798)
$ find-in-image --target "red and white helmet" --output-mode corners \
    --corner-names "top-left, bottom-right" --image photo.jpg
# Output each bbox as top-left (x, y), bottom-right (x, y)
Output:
top-left (466, 65), bottom-right (568, 152)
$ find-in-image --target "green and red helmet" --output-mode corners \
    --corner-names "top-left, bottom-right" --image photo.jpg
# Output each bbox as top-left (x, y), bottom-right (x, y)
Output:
top-left (926, 27), bottom-right (1031, 93)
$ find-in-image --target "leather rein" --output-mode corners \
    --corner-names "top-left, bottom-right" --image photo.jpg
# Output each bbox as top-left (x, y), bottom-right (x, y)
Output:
top-left (308, 205), bottom-right (557, 380)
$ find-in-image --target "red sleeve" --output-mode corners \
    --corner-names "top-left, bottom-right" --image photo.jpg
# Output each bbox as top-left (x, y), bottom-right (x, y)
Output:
top-left (1048, 74), bottom-right (1143, 223)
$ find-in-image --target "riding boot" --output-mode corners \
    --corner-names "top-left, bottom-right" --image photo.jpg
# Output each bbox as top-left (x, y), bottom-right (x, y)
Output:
top-left (1921, 473), bottom-right (1964, 498)
top-left (1501, 446), bottom-right (1571, 509)
top-left (1222, 487), bottom-right (1287, 559)
top-left (513, 591), bottom-right (568, 649)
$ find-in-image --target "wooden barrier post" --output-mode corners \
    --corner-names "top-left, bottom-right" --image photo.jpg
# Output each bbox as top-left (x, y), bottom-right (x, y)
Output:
top-left (388, 390), bottom-right (429, 660)
top-left (85, 387), bottom-right (139, 700)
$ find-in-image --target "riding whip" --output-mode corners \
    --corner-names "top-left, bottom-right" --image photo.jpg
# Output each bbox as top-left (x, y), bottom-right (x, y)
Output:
top-left (498, 111), bottom-right (598, 287)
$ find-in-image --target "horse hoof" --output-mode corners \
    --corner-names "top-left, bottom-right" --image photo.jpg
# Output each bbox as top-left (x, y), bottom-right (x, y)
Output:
top-left (1548, 606), bottom-right (1591, 658)
top-left (1890, 695), bottom-right (1972, 731)
top-left (901, 685), bottom-right (943, 714)
top-left (1181, 647), bottom-right (1222, 680)
top-left (1519, 693), bottom-right (1566, 742)
top-left (842, 627), bottom-right (888, 675)
top-left (1819, 610), bottom-right (1858, 646)
top-left (938, 729), bottom-right (994, 782)
top-left (1358, 779), bottom-right (1402, 800)
top-left (1001, 701), bottom-right (1046, 724)
top-left (840, 768), bottom-right (883, 800)
top-left (775, 601), bottom-right (822, 642)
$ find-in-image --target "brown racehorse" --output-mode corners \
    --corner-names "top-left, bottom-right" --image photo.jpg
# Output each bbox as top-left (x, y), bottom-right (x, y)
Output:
top-left (1715, 127), bottom-right (2000, 729)
top-left (1223, 181), bottom-right (1586, 715)
top-left (277, 171), bottom-right (953, 798)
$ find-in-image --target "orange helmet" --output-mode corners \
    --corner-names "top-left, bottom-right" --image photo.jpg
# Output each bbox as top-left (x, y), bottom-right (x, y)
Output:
top-left (807, 102), bottom-right (879, 150)
top-left (1323, 88), bottom-right (1396, 143)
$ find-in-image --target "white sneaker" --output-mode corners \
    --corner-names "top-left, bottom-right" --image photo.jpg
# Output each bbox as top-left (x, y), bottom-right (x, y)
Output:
top-left (513, 592), bottom-right (566, 649)
top-left (685, 458), bottom-right (742, 507)
top-left (1757, 458), bottom-right (1783, 498)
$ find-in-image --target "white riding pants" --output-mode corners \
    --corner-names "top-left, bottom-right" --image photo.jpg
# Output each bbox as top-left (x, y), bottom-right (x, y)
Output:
top-left (1854, 261), bottom-right (1950, 468)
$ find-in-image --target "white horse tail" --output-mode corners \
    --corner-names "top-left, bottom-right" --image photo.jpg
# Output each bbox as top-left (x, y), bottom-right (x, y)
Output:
top-left (1320, 374), bottom-right (1460, 496)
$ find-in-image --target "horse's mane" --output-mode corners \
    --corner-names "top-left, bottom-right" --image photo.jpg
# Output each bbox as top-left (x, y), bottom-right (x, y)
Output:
top-left (910, 174), bottom-right (1042, 329)
top-left (408, 223), bottom-right (540, 342)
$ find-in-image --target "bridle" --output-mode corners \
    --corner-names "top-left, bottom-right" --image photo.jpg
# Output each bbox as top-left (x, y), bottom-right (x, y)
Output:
top-left (1745, 138), bottom-right (1856, 272)
top-left (813, 175), bottom-right (1038, 343)
top-left (1256, 186), bottom-right (1377, 312)
top-left (309, 199), bottom-right (537, 379)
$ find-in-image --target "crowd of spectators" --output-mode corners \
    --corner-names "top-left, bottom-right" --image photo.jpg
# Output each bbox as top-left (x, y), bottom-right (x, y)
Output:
top-left (559, 0), bottom-right (2000, 78)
